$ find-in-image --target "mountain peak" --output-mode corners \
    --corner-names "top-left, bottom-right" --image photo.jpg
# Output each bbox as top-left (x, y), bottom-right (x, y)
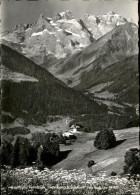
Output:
top-left (37, 14), bottom-right (50, 24)
top-left (107, 11), bottom-right (116, 15)
top-left (37, 13), bottom-right (54, 25)
top-left (39, 14), bottom-right (45, 20)
top-left (54, 10), bottom-right (74, 21)
top-left (65, 10), bottom-right (73, 14)
top-left (118, 22), bottom-right (138, 31)
top-left (83, 14), bottom-right (96, 19)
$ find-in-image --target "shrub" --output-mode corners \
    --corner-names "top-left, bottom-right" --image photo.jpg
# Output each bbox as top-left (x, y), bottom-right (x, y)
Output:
top-left (111, 171), bottom-right (117, 176)
top-left (87, 160), bottom-right (95, 167)
top-left (94, 129), bottom-right (116, 150)
top-left (63, 136), bottom-right (69, 141)
top-left (32, 132), bottom-right (60, 166)
top-left (11, 137), bottom-right (36, 168)
top-left (2, 127), bottom-right (30, 136)
top-left (69, 135), bottom-right (77, 140)
top-left (1, 141), bottom-right (13, 165)
top-left (124, 148), bottom-right (140, 174)
top-left (126, 119), bottom-right (139, 128)
top-left (1, 114), bottom-right (15, 123)
top-left (58, 134), bottom-right (66, 145)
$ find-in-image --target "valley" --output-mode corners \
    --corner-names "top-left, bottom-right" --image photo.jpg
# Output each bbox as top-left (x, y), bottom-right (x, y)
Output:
top-left (1, 7), bottom-right (139, 195)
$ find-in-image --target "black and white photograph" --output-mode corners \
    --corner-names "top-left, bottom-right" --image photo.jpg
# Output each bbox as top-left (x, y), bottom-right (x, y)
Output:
top-left (0, 0), bottom-right (139, 194)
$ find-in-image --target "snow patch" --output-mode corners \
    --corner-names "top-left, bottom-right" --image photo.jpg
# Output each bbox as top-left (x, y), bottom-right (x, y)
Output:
top-left (55, 52), bottom-right (67, 59)
top-left (65, 29), bottom-right (81, 37)
top-left (50, 21), bottom-right (57, 26)
top-left (78, 43), bottom-right (85, 47)
top-left (65, 29), bottom-right (72, 34)
top-left (60, 12), bottom-right (65, 17)
top-left (31, 29), bottom-right (55, 37)
top-left (116, 21), bottom-right (126, 26)
top-left (25, 28), bottom-right (32, 32)
top-left (57, 29), bottom-right (62, 32)
top-left (47, 17), bottom-right (52, 20)
top-left (31, 31), bottom-right (44, 36)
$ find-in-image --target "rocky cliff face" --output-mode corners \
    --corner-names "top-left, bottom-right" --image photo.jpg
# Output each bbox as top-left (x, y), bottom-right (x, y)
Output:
top-left (82, 11), bottom-right (131, 39)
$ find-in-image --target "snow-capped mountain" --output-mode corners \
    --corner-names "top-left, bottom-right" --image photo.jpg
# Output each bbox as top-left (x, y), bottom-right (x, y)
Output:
top-left (2, 11), bottom-right (132, 65)
top-left (2, 11), bottom-right (94, 64)
top-left (82, 11), bottom-right (130, 39)
top-left (2, 10), bottom-right (138, 113)
top-left (1, 10), bottom-right (138, 127)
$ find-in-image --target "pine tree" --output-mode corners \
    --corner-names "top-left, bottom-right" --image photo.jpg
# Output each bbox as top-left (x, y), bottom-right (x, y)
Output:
top-left (11, 137), bottom-right (33, 167)
top-left (18, 138), bottom-right (29, 166)
top-left (37, 145), bottom-right (44, 166)
top-left (124, 148), bottom-right (140, 174)
top-left (1, 142), bottom-right (13, 165)
top-left (11, 137), bottom-right (20, 168)
top-left (94, 129), bottom-right (116, 150)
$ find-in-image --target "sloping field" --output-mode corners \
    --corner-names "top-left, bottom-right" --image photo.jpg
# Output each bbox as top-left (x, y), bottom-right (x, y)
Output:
top-left (53, 127), bottom-right (139, 175)
top-left (1, 65), bottom-right (38, 82)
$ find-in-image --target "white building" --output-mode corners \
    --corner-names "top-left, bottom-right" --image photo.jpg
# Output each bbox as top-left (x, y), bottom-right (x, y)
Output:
top-left (62, 132), bottom-right (73, 137)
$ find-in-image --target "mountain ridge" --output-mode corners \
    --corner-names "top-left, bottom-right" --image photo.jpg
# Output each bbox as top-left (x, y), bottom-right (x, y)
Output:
top-left (47, 22), bottom-right (138, 88)
top-left (2, 11), bottom-right (135, 65)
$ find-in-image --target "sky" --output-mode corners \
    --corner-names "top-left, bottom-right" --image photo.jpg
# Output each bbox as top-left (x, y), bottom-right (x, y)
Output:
top-left (0, 0), bottom-right (138, 31)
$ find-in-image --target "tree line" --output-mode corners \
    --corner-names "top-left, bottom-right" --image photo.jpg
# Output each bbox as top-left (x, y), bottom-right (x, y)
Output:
top-left (1, 132), bottom-right (60, 168)
top-left (1, 44), bottom-right (107, 125)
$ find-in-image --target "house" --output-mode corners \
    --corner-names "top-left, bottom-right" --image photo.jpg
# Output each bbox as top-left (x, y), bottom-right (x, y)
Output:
top-left (75, 123), bottom-right (84, 129)
top-left (70, 127), bottom-right (77, 133)
top-left (62, 132), bottom-right (73, 137)
top-left (70, 123), bottom-right (83, 131)
top-left (69, 124), bottom-right (83, 134)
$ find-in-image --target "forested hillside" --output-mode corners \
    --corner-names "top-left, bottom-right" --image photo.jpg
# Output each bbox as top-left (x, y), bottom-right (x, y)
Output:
top-left (1, 44), bottom-right (107, 125)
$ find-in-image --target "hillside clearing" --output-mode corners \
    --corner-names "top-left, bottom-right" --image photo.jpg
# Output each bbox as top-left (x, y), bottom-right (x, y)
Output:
top-left (53, 127), bottom-right (139, 175)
